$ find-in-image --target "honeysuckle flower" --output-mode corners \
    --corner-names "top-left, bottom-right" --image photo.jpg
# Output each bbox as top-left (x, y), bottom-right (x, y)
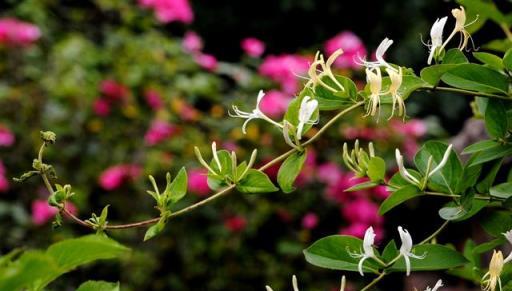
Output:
top-left (265, 275), bottom-right (300, 291)
top-left (502, 230), bottom-right (512, 263)
top-left (339, 276), bottom-right (346, 291)
top-left (342, 140), bottom-right (375, 177)
top-left (229, 90), bottom-right (283, 134)
top-left (306, 49), bottom-right (345, 93)
top-left (194, 142), bottom-right (223, 175)
top-left (427, 17), bottom-right (448, 64)
top-left (297, 96), bottom-right (319, 140)
top-left (359, 38), bottom-right (395, 71)
top-left (347, 226), bottom-right (378, 276)
top-left (365, 67), bottom-right (383, 117)
top-left (283, 121), bottom-right (300, 150)
top-left (424, 279), bottom-right (443, 291)
top-left (398, 226), bottom-right (426, 276)
top-left (386, 67), bottom-right (405, 119)
top-left (441, 6), bottom-right (476, 52)
top-left (482, 250), bottom-right (504, 291)
top-left (395, 144), bottom-right (453, 189)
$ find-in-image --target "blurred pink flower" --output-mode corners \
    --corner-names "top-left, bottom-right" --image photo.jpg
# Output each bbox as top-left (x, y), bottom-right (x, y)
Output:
top-left (224, 215), bottom-right (247, 232)
top-left (93, 98), bottom-right (111, 116)
top-left (144, 89), bottom-right (164, 110)
top-left (183, 31), bottom-right (203, 53)
top-left (99, 164), bottom-right (141, 190)
top-left (339, 222), bottom-right (368, 238)
top-left (0, 161), bottom-right (8, 192)
top-left (139, 0), bottom-right (194, 24)
top-left (32, 200), bottom-right (77, 226)
top-left (99, 79), bottom-right (128, 101)
top-left (188, 168), bottom-right (210, 196)
top-left (259, 54), bottom-right (310, 94)
top-left (241, 37), bottom-right (265, 57)
top-left (403, 137), bottom-right (420, 160)
top-left (324, 31), bottom-right (367, 69)
top-left (144, 120), bottom-right (178, 146)
top-left (391, 119), bottom-right (427, 138)
top-left (316, 162), bottom-right (344, 186)
top-left (323, 172), bottom-right (367, 203)
top-left (259, 90), bottom-right (291, 118)
top-left (194, 53), bottom-right (218, 71)
top-left (342, 199), bottom-right (382, 225)
top-left (373, 185), bottom-right (390, 200)
top-left (302, 212), bottom-right (319, 230)
top-left (0, 18), bottom-right (40, 46)
top-left (296, 149), bottom-right (317, 186)
top-left (0, 125), bottom-right (15, 147)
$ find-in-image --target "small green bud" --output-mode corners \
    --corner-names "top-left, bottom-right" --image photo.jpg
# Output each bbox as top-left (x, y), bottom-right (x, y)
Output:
top-left (40, 131), bottom-right (57, 144)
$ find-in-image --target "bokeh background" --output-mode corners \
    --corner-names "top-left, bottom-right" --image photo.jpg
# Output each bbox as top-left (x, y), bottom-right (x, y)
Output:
top-left (0, 0), bottom-right (510, 290)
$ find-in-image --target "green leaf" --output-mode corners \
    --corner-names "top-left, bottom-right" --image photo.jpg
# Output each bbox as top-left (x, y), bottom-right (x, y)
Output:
top-left (490, 182), bottom-right (512, 199)
top-left (314, 75), bottom-right (358, 110)
top-left (455, 162), bottom-right (482, 194)
top-left (453, 200), bottom-right (488, 222)
top-left (439, 205), bottom-right (467, 221)
top-left (483, 39), bottom-right (512, 53)
top-left (389, 244), bottom-right (468, 272)
top-left (207, 150), bottom-right (233, 190)
top-left (414, 141), bottom-right (463, 194)
top-left (420, 64), bottom-right (461, 86)
top-left (473, 52), bottom-right (504, 71)
top-left (237, 169), bottom-right (278, 194)
top-left (345, 181), bottom-right (379, 192)
top-left (0, 251), bottom-right (60, 291)
top-left (379, 185), bottom-right (421, 215)
top-left (303, 235), bottom-right (380, 273)
top-left (480, 211), bottom-right (512, 236)
top-left (467, 144), bottom-right (512, 166)
top-left (443, 48), bottom-right (469, 64)
top-left (504, 48), bottom-right (512, 71)
top-left (462, 140), bottom-right (500, 154)
top-left (367, 157), bottom-right (386, 182)
top-left (77, 281), bottom-right (120, 291)
top-left (166, 167), bottom-right (188, 205)
top-left (277, 150), bottom-right (307, 193)
top-left (476, 158), bottom-right (503, 193)
top-left (144, 217), bottom-right (167, 241)
top-left (381, 240), bottom-right (399, 262)
top-left (441, 64), bottom-right (509, 94)
top-left (457, 0), bottom-right (506, 24)
top-left (485, 99), bottom-right (509, 139)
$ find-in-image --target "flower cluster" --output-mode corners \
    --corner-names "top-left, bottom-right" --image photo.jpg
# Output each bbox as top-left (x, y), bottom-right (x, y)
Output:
top-left (138, 0), bottom-right (194, 24)
top-left (0, 18), bottom-right (40, 47)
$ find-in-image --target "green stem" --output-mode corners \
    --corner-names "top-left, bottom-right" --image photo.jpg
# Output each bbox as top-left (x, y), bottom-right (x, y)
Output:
top-left (424, 191), bottom-right (492, 201)
top-left (54, 101), bottom-right (364, 230)
top-left (360, 271), bottom-right (386, 291)
top-left (419, 220), bottom-right (450, 245)
top-left (423, 86), bottom-right (510, 100)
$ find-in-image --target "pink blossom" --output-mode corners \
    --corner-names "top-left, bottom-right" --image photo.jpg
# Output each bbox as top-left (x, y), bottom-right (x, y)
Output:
top-left (316, 162), bottom-right (343, 186)
top-left (259, 90), bottom-right (291, 118)
top-left (391, 119), bottom-right (427, 138)
top-left (342, 199), bottom-right (382, 225)
top-left (93, 98), bottom-right (111, 116)
top-left (183, 31), bottom-right (203, 53)
top-left (324, 31), bottom-right (367, 69)
top-left (302, 212), bottom-right (319, 230)
top-left (144, 120), bottom-right (178, 146)
top-left (224, 215), bottom-right (247, 232)
top-left (259, 54), bottom-right (310, 94)
top-left (0, 125), bottom-right (15, 147)
top-left (139, 0), bottom-right (194, 24)
top-left (373, 185), bottom-right (390, 200)
top-left (296, 149), bottom-right (317, 186)
top-left (339, 222), bottom-right (369, 238)
top-left (0, 161), bottom-right (8, 192)
top-left (402, 137), bottom-right (420, 160)
top-left (241, 37), bottom-right (265, 57)
top-left (31, 200), bottom-right (77, 226)
top-left (99, 79), bottom-right (128, 101)
top-left (188, 168), bottom-right (210, 196)
top-left (99, 164), bottom-right (141, 190)
top-left (144, 89), bottom-right (164, 110)
top-left (324, 172), bottom-right (368, 203)
top-left (194, 53), bottom-right (218, 71)
top-left (0, 18), bottom-right (40, 46)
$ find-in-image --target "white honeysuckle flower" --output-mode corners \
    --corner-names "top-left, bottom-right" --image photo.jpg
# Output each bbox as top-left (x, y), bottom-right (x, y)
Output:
top-left (386, 67), bottom-right (405, 119)
top-left (292, 275), bottom-right (299, 291)
top-left (365, 67), bottom-right (383, 117)
top-left (482, 250), bottom-right (504, 291)
top-left (395, 148), bottom-right (421, 186)
top-left (427, 144), bottom-right (453, 178)
top-left (348, 226), bottom-right (378, 276)
top-left (398, 226), bottom-right (426, 276)
top-left (424, 279), bottom-right (443, 291)
top-left (427, 17), bottom-right (448, 64)
top-left (339, 276), bottom-right (346, 291)
top-left (502, 230), bottom-right (512, 263)
top-left (359, 38), bottom-right (395, 71)
top-left (229, 90), bottom-right (283, 134)
top-left (211, 142), bottom-right (222, 171)
top-left (441, 6), bottom-right (477, 52)
top-left (282, 121), bottom-right (300, 150)
top-left (306, 50), bottom-right (345, 93)
top-left (265, 286), bottom-right (274, 291)
top-left (296, 96), bottom-right (319, 140)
